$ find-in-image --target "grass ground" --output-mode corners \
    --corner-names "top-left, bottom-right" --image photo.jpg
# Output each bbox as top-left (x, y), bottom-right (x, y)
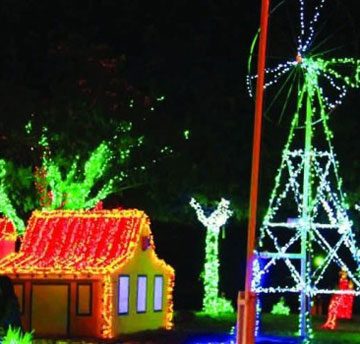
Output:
top-left (30, 312), bottom-right (360, 343)
top-left (261, 313), bottom-right (360, 343)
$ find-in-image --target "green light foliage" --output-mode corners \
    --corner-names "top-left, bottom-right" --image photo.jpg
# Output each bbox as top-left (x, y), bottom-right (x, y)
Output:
top-left (0, 160), bottom-right (25, 234)
top-left (190, 198), bottom-right (234, 316)
top-left (31, 119), bottom-right (147, 211)
top-left (183, 129), bottom-right (190, 140)
top-left (37, 142), bottom-right (116, 210)
top-left (313, 255), bottom-right (325, 268)
top-left (271, 297), bottom-right (290, 316)
top-left (2, 326), bottom-right (32, 344)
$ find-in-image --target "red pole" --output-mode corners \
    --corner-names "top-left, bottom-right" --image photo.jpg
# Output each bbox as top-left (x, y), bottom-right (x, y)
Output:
top-left (238, 0), bottom-right (270, 343)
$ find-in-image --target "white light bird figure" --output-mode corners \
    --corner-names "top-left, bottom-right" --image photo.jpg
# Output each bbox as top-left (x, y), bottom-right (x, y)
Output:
top-left (189, 197), bottom-right (233, 233)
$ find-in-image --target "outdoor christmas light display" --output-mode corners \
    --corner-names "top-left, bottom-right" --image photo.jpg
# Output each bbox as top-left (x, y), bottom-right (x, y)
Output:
top-left (248, 0), bottom-right (360, 341)
top-left (190, 197), bottom-right (234, 315)
top-left (0, 208), bottom-right (175, 338)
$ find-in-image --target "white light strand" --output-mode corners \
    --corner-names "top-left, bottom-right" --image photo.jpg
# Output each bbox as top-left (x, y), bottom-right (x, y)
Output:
top-left (189, 198), bottom-right (233, 233)
top-left (298, 0), bottom-right (326, 54)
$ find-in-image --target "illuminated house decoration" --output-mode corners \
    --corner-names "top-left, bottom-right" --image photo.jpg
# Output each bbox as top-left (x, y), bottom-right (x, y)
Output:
top-left (0, 208), bottom-right (174, 339)
top-left (247, 0), bottom-right (360, 341)
top-left (190, 197), bottom-right (234, 315)
top-left (0, 218), bottom-right (17, 259)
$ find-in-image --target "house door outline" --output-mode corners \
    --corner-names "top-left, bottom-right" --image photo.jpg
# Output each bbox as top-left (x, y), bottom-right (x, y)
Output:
top-left (30, 283), bottom-right (70, 335)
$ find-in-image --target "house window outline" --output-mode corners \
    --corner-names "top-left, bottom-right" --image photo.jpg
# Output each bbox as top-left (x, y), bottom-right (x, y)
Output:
top-left (118, 275), bottom-right (130, 315)
top-left (153, 275), bottom-right (164, 312)
top-left (76, 283), bottom-right (92, 316)
top-left (136, 275), bottom-right (147, 314)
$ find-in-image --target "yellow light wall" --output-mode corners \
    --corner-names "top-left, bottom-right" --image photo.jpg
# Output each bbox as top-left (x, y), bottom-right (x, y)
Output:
top-left (111, 224), bottom-right (174, 335)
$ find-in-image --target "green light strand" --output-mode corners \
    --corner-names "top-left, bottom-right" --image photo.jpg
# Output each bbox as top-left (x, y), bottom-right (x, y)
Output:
top-left (24, 120), bottom-right (32, 135)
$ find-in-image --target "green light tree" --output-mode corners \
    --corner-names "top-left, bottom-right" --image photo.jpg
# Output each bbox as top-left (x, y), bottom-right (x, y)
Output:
top-left (34, 122), bottom-right (143, 210)
top-left (36, 142), bottom-right (114, 210)
top-left (0, 160), bottom-right (25, 234)
top-left (190, 197), bottom-right (234, 316)
top-left (270, 297), bottom-right (290, 316)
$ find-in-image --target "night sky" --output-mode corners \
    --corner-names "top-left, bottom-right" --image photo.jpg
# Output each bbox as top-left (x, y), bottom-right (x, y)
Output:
top-left (1, 0), bottom-right (360, 311)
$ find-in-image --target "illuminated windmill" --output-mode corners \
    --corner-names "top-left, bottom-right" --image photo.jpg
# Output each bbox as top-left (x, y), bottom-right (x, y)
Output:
top-left (247, 0), bottom-right (360, 340)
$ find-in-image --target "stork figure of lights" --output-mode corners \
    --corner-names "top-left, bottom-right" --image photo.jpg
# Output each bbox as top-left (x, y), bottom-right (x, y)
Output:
top-left (190, 197), bottom-right (234, 315)
top-left (247, 0), bottom-right (360, 341)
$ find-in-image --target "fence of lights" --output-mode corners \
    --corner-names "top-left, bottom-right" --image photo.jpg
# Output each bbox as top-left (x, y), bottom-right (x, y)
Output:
top-left (190, 197), bottom-right (234, 315)
top-left (247, 0), bottom-right (360, 340)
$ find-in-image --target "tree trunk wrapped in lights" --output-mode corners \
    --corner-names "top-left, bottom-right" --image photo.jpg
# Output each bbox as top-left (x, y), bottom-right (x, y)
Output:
top-left (190, 197), bottom-right (233, 316)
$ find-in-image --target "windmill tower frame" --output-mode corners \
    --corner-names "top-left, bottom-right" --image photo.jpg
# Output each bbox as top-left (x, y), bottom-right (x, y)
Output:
top-left (240, 1), bottom-right (360, 342)
top-left (252, 54), bottom-right (360, 341)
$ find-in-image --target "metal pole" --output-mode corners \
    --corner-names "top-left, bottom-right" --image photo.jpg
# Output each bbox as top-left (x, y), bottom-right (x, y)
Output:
top-left (299, 77), bottom-right (313, 339)
top-left (239, 0), bottom-right (270, 343)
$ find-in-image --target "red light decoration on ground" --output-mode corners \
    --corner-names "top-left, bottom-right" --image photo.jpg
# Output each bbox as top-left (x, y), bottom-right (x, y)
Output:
top-left (322, 268), bottom-right (354, 330)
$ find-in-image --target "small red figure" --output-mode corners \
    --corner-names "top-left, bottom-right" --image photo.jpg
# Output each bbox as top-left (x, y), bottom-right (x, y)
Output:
top-left (322, 267), bottom-right (354, 330)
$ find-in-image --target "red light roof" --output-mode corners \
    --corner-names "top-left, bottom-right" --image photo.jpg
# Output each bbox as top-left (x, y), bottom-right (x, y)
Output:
top-left (0, 209), bottom-right (149, 275)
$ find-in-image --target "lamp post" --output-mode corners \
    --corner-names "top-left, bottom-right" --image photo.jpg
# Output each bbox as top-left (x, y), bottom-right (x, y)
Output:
top-left (237, 0), bottom-right (270, 343)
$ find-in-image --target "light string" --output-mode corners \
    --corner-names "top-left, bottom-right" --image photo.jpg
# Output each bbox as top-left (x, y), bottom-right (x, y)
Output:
top-left (189, 197), bottom-right (234, 315)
